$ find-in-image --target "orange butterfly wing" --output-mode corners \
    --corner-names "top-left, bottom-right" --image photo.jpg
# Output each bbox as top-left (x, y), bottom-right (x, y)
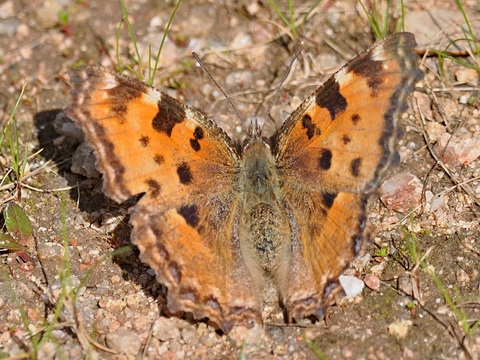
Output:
top-left (273, 33), bottom-right (423, 319)
top-left (66, 68), bottom-right (261, 331)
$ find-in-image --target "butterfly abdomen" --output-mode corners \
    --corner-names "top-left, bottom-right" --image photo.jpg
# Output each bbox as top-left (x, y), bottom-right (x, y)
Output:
top-left (238, 138), bottom-right (291, 285)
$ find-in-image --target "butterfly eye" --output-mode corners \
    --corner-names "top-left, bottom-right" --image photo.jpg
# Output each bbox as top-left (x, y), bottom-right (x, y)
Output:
top-left (261, 136), bottom-right (273, 148)
top-left (243, 136), bottom-right (271, 153)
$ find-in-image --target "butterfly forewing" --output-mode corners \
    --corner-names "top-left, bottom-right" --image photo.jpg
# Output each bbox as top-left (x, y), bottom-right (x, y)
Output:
top-left (275, 33), bottom-right (423, 194)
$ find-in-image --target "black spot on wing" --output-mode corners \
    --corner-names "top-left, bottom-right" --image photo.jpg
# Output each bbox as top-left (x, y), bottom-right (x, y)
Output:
top-left (348, 53), bottom-right (383, 97)
top-left (153, 154), bottom-right (165, 165)
top-left (301, 114), bottom-right (319, 140)
top-left (351, 113), bottom-right (361, 125)
top-left (145, 179), bottom-right (161, 198)
top-left (178, 204), bottom-right (199, 228)
top-left (152, 95), bottom-right (186, 137)
top-left (194, 126), bottom-right (205, 140)
top-left (318, 148), bottom-right (332, 170)
top-left (316, 77), bottom-right (347, 120)
top-left (350, 157), bottom-right (362, 177)
top-left (341, 134), bottom-right (351, 145)
top-left (189, 126), bottom-right (205, 152)
top-left (190, 138), bottom-right (201, 152)
top-left (139, 135), bottom-right (149, 147)
top-left (177, 162), bottom-right (193, 185)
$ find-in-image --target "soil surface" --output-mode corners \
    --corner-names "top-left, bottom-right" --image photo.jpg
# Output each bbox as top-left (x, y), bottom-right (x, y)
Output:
top-left (0, 0), bottom-right (479, 359)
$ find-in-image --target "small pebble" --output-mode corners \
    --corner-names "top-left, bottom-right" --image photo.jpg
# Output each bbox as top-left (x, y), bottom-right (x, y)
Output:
top-left (388, 319), bottom-right (413, 339)
top-left (381, 172), bottom-right (423, 213)
top-left (364, 274), bottom-right (381, 291)
top-left (152, 317), bottom-right (181, 342)
top-left (106, 328), bottom-right (142, 356)
top-left (339, 275), bottom-right (364, 297)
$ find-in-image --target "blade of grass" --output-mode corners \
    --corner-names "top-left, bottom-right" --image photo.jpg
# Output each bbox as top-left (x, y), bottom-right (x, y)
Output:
top-left (455, 0), bottom-right (480, 66)
top-left (0, 80), bottom-right (26, 147)
top-left (0, 268), bottom-right (41, 358)
top-left (1, 79), bottom-right (29, 201)
top-left (399, 0), bottom-right (405, 32)
top-left (403, 224), bottom-right (479, 341)
top-left (117, 0), bottom-right (144, 80)
top-left (149, 0), bottom-right (183, 85)
top-left (116, 0), bottom-right (182, 85)
top-left (359, 0), bottom-right (382, 39)
top-left (267, 0), bottom-right (298, 37)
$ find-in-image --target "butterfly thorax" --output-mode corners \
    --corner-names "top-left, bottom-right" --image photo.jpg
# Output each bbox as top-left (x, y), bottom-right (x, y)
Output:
top-left (238, 138), bottom-right (291, 283)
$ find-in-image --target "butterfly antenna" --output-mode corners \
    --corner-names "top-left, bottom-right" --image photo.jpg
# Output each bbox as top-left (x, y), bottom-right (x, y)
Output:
top-left (192, 51), bottom-right (244, 123)
top-left (264, 42), bottom-right (303, 122)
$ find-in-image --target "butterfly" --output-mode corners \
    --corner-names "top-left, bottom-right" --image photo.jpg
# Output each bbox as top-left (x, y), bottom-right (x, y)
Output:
top-left (65, 32), bottom-right (423, 332)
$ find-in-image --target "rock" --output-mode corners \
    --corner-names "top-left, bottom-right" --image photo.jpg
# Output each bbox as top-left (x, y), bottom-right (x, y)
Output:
top-left (34, 0), bottom-right (63, 29)
top-left (0, 1), bottom-right (15, 19)
top-left (125, 293), bottom-right (143, 309)
top-left (99, 299), bottom-right (127, 314)
top-left (55, 111), bottom-right (85, 142)
top-left (37, 242), bottom-right (65, 261)
top-left (455, 68), bottom-right (478, 84)
top-left (71, 143), bottom-right (101, 179)
top-left (425, 122), bottom-right (445, 143)
top-left (433, 128), bottom-right (480, 167)
top-left (230, 32), bottom-right (253, 50)
top-left (37, 341), bottom-right (57, 359)
top-left (0, 18), bottom-right (19, 36)
top-left (339, 275), bottom-right (364, 297)
top-left (228, 323), bottom-right (264, 348)
top-left (152, 317), bottom-right (180, 342)
top-left (456, 269), bottom-right (471, 285)
top-left (381, 172), bottom-right (423, 213)
top-left (388, 319), bottom-right (413, 339)
top-left (181, 326), bottom-right (197, 345)
top-left (364, 274), bottom-right (381, 291)
top-left (106, 328), bottom-right (142, 356)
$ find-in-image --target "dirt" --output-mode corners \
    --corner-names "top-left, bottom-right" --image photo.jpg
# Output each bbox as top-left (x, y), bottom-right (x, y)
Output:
top-left (0, 0), bottom-right (479, 359)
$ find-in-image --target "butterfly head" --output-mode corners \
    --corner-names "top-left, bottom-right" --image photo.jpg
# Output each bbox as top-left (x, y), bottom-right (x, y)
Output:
top-left (242, 116), bottom-right (276, 152)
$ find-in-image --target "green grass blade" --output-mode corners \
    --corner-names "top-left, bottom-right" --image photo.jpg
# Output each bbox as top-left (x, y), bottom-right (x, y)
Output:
top-left (118, 0), bottom-right (144, 80)
top-left (1, 80), bottom-right (28, 187)
top-left (268, 0), bottom-right (298, 37)
top-left (149, 0), bottom-right (183, 85)
top-left (455, 0), bottom-right (480, 54)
